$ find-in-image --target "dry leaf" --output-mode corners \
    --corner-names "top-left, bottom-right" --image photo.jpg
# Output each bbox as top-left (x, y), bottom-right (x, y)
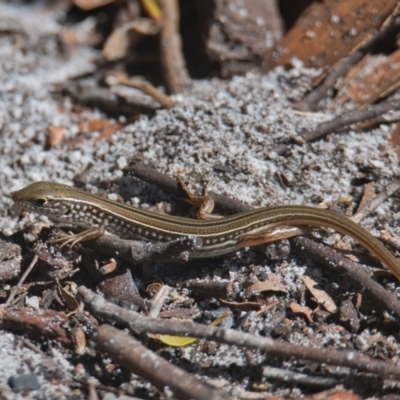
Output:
top-left (140, 0), bottom-right (162, 21)
top-left (47, 126), bottom-right (65, 147)
top-left (289, 302), bottom-right (313, 323)
top-left (247, 275), bottom-right (287, 296)
top-left (103, 25), bottom-right (130, 61)
top-left (56, 281), bottom-right (79, 314)
top-left (151, 311), bottom-right (231, 347)
top-left (302, 275), bottom-right (337, 313)
top-left (79, 118), bottom-right (110, 132)
top-left (356, 181), bottom-right (376, 213)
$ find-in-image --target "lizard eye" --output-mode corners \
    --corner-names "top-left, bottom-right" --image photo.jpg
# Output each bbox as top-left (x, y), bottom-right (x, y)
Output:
top-left (33, 198), bottom-right (47, 206)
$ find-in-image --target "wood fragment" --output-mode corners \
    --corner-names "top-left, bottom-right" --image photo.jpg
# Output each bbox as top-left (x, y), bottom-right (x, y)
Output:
top-left (0, 307), bottom-right (70, 343)
top-left (339, 299), bottom-right (360, 332)
top-left (335, 50), bottom-right (400, 107)
top-left (183, 280), bottom-right (236, 299)
top-left (206, 0), bottom-right (283, 77)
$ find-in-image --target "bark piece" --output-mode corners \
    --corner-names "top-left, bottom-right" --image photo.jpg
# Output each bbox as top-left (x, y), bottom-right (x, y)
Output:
top-left (265, 0), bottom-right (398, 70)
top-left (335, 50), bottom-right (400, 107)
top-left (206, 0), bottom-right (283, 77)
top-left (1, 308), bottom-right (70, 343)
top-left (98, 266), bottom-right (145, 309)
top-left (339, 299), bottom-right (360, 332)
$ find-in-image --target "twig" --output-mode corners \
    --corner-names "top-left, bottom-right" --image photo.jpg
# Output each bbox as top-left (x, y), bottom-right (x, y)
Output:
top-left (84, 234), bottom-right (201, 264)
top-left (107, 71), bottom-right (175, 108)
top-left (5, 254), bottom-right (38, 306)
top-left (159, 0), bottom-right (190, 93)
top-left (351, 179), bottom-right (400, 224)
top-left (262, 366), bottom-right (338, 388)
top-left (79, 286), bottom-right (400, 379)
top-left (292, 236), bottom-right (400, 319)
top-left (96, 324), bottom-right (232, 400)
top-left (64, 83), bottom-right (157, 117)
top-left (73, 378), bottom-right (124, 397)
top-left (148, 285), bottom-right (170, 318)
top-left (272, 99), bottom-right (400, 156)
top-left (22, 338), bottom-right (48, 357)
top-left (296, 51), bottom-right (364, 112)
top-left (124, 161), bottom-right (252, 214)
top-left (183, 279), bottom-right (235, 299)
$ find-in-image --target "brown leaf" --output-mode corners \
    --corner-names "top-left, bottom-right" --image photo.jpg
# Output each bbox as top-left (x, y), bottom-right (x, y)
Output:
top-left (302, 275), bottom-right (337, 313)
top-left (56, 281), bottom-right (79, 313)
top-left (247, 275), bottom-right (287, 296)
top-left (289, 302), bottom-right (313, 323)
top-left (102, 26), bottom-right (130, 61)
top-left (78, 118), bottom-right (111, 132)
top-left (356, 181), bottom-right (376, 214)
top-left (93, 124), bottom-right (122, 143)
top-left (47, 126), bottom-right (65, 147)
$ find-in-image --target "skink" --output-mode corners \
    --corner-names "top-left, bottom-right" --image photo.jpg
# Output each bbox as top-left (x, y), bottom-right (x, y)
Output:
top-left (11, 181), bottom-right (400, 281)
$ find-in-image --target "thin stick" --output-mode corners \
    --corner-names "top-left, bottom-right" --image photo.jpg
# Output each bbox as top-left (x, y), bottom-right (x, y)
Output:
top-left (159, 0), bottom-right (190, 93)
top-left (5, 254), bottom-right (39, 307)
top-left (109, 71), bottom-right (174, 108)
top-left (272, 99), bottom-right (400, 155)
top-left (79, 287), bottom-right (400, 380)
top-left (96, 324), bottom-right (231, 400)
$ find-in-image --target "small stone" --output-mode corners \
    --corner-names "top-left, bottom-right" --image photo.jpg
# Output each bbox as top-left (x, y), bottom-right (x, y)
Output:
top-left (8, 373), bottom-right (40, 392)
